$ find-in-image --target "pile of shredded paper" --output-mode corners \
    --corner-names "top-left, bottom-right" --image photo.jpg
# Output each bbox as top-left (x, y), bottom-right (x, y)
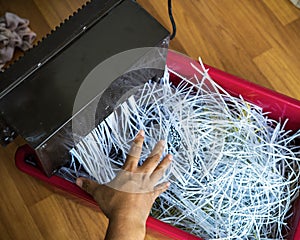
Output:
top-left (66, 60), bottom-right (300, 239)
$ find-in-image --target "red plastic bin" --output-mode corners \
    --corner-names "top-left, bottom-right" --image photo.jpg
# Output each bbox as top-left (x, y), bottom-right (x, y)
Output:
top-left (15, 51), bottom-right (300, 240)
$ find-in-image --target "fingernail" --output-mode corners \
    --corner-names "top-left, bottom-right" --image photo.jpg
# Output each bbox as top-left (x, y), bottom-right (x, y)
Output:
top-left (166, 182), bottom-right (171, 188)
top-left (138, 130), bottom-right (145, 137)
top-left (76, 178), bottom-right (83, 188)
top-left (167, 154), bottom-right (173, 161)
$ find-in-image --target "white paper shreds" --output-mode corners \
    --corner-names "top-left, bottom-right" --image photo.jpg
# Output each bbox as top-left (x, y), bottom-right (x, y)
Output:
top-left (68, 60), bottom-right (300, 239)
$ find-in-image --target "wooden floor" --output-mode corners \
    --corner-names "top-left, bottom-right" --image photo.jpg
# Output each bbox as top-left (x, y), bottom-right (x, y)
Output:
top-left (0, 0), bottom-right (299, 239)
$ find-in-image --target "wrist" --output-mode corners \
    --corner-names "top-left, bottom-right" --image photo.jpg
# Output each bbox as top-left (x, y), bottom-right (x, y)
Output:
top-left (105, 215), bottom-right (146, 240)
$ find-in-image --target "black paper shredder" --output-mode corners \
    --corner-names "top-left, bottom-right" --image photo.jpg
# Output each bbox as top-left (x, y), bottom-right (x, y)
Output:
top-left (0, 0), bottom-right (170, 176)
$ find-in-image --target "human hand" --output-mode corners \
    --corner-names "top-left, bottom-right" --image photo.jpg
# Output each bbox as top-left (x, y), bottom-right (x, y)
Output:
top-left (76, 130), bottom-right (172, 240)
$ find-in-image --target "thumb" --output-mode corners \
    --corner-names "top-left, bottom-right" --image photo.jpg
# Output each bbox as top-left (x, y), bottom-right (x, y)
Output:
top-left (76, 178), bottom-right (99, 196)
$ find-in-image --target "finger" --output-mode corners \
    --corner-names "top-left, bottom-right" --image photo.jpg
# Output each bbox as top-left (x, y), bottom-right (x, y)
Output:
top-left (140, 140), bottom-right (165, 173)
top-left (76, 178), bottom-right (99, 196)
top-left (150, 154), bottom-right (172, 184)
top-left (123, 130), bottom-right (145, 170)
top-left (153, 182), bottom-right (170, 199)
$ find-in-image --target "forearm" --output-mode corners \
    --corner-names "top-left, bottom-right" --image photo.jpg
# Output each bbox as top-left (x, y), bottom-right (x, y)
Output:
top-left (105, 216), bottom-right (146, 240)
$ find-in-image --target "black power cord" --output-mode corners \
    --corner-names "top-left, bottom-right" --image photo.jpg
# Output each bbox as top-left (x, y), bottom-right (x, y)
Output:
top-left (168, 0), bottom-right (176, 40)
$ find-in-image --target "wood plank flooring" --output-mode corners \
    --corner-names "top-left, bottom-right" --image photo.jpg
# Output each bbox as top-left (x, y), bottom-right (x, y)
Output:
top-left (0, 0), bottom-right (299, 239)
